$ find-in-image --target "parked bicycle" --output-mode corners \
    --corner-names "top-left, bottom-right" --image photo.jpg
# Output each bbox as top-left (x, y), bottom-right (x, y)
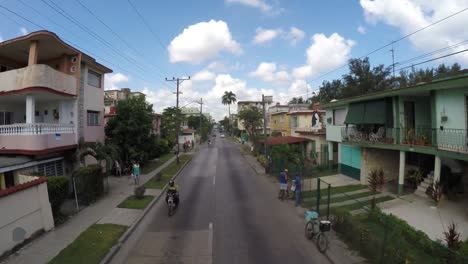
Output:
top-left (304, 211), bottom-right (331, 253)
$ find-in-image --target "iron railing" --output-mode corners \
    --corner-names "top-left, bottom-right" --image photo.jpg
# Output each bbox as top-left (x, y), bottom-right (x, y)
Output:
top-left (341, 127), bottom-right (468, 153)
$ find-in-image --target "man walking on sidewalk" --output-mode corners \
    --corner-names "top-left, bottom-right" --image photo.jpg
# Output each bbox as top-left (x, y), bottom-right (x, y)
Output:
top-left (294, 173), bottom-right (302, 207)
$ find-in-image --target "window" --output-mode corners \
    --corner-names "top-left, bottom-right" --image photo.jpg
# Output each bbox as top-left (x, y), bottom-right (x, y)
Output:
top-left (87, 69), bottom-right (101, 88)
top-left (279, 116), bottom-right (284, 123)
top-left (87, 111), bottom-right (100, 126)
top-left (37, 160), bottom-right (64, 177)
top-left (333, 108), bottom-right (346, 125)
top-left (0, 112), bottom-right (13, 125)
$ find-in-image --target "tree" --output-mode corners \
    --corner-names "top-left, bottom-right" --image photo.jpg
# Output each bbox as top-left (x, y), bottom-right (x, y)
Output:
top-left (79, 141), bottom-right (118, 172)
top-left (289, 97), bottom-right (305, 104)
top-left (238, 106), bottom-right (262, 140)
top-left (221, 91), bottom-right (237, 129)
top-left (399, 63), bottom-right (462, 87)
top-left (105, 96), bottom-right (154, 162)
top-left (161, 107), bottom-right (182, 147)
top-left (187, 115), bottom-right (213, 141)
top-left (341, 57), bottom-right (392, 98)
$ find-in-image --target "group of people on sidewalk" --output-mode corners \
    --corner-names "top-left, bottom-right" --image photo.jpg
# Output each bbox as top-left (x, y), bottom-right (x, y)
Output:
top-left (113, 160), bottom-right (140, 184)
top-left (279, 168), bottom-right (302, 206)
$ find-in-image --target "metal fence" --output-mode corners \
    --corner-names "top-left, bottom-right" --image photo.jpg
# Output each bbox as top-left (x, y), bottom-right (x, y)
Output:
top-left (301, 179), bottom-right (468, 264)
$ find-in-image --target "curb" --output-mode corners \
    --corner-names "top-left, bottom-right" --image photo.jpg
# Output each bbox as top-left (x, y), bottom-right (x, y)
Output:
top-left (100, 154), bottom-right (195, 264)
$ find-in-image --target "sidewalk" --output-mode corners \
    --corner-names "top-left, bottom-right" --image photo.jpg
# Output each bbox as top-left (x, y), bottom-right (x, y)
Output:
top-left (1, 155), bottom-right (178, 264)
top-left (240, 148), bottom-right (366, 264)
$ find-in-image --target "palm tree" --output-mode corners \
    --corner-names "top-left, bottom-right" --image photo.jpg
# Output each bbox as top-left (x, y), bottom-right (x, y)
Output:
top-left (221, 91), bottom-right (237, 128)
top-left (79, 141), bottom-right (119, 172)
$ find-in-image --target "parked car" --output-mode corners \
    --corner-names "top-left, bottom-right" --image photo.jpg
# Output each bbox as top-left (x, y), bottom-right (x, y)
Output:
top-left (220, 134), bottom-right (225, 138)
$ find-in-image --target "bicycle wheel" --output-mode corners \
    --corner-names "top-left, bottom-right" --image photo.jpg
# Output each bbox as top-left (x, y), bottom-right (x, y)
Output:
top-left (316, 232), bottom-right (329, 253)
top-left (304, 221), bottom-right (314, 240)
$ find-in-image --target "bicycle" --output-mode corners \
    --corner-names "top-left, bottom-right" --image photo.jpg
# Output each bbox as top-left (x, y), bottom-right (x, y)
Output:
top-left (304, 211), bottom-right (331, 253)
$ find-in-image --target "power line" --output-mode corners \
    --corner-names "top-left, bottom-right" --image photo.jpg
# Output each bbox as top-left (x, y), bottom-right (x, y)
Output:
top-left (306, 6), bottom-right (468, 84)
top-left (126, 0), bottom-right (190, 77)
top-left (397, 39), bottom-right (468, 67)
top-left (0, 3), bottom-right (169, 87)
top-left (395, 48), bottom-right (468, 72)
top-left (73, 0), bottom-right (169, 77)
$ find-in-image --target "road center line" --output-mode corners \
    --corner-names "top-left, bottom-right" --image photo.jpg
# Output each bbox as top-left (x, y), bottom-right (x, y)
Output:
top-left (213, 174), bottom-right (216, 185)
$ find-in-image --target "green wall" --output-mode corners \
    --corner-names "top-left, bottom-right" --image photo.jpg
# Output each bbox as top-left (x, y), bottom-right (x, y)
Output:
top-left (398, 95), bottom-right (431, 128)
top-left (435, 87), bottom-right (468, 129)
top-left (340, 145), bottom-right (361, 180)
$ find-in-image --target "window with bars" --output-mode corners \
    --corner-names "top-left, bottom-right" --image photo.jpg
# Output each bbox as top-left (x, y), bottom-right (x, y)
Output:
top-left (87, 69), bottom-right (102, 88)
top-left (37, 160), bottom-right (64, 176)
top-left (87, 111), bottom-right (100, 126)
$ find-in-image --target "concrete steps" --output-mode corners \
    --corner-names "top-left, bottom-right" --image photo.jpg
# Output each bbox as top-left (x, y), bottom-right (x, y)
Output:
top-left (414, 171), bottom-right (434, 198)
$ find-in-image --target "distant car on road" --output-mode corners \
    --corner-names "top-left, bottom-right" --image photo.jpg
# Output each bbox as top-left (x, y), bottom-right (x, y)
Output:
top-left (212, 134), bottom-right (216, 137)
top-left (220, 134), bottom-right (225, 138)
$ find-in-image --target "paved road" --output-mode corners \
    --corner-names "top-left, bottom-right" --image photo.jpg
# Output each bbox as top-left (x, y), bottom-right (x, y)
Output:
top-left (113, 137), bottom-right (330, 264)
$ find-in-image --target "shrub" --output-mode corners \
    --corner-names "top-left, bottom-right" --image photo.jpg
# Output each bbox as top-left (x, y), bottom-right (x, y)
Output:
top-left (72, 165), bottom-right (103, 205)
top-left (154, 172), bottom-right (163, 181)
top-left (444, 222), bottom-right (461, 250)
top-left (47, 176), bottom-right (70, 218)
top-left (134, 185), bottom-right (146, 199)
top-left (257, 155), bottom-right (267, 168)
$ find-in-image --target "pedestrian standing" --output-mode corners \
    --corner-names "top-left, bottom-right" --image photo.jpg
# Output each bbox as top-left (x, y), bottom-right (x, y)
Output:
top-left (133, 161), bottom-right (140, 185)
top-left (114, 160), bottom-right (121, 177)
top-left (294, 173), bottom-right (302, 207)
top-left (278, 169), bottom-right (288, 200)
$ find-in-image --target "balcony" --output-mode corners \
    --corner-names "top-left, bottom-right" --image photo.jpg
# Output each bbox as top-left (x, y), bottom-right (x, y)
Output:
top-left (341, 127), bottom-right (468, 153)
top-left (0, 123), bottom-right (76, 154)
top-left (295, 126), bottom-right (326, 135)
top-left (0, 64), bottom-right (76, 96)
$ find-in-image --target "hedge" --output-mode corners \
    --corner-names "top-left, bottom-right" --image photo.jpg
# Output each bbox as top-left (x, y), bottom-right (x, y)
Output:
top-left (331, 208), bottom-right (468, 263)
top-left (72, 165), bottom-right (104, 205)
top-left (47, 176), bottom-right (69, 220)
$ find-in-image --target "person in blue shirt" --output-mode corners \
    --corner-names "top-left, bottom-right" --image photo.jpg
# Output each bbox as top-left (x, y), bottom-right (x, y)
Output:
top-left (278, 169), bottom-right (288, 200)
top-left (294, 173), bottom-right (301, 207)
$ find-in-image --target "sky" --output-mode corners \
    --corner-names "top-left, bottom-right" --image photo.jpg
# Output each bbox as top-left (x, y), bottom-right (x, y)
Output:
top-left (1, 0), bottom-right (468, 121)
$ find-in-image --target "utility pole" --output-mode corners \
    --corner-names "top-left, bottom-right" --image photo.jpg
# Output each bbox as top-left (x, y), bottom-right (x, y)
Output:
top-left (262, 94), bottom-right (267, 158)
top-left (390, 41), bottom-right (396, 78)
top-left (166, 76), bottom-right (190, 163)
top-left (199, 97), bottom-right (203, 143)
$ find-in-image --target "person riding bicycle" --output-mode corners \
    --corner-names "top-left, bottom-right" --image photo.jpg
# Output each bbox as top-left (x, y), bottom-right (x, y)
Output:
top-left (166, 180), bottom-right (179, 207)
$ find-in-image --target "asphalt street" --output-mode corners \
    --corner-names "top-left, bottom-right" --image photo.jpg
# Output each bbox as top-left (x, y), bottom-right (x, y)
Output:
top-left (113, 136), bottom-right (331, 264)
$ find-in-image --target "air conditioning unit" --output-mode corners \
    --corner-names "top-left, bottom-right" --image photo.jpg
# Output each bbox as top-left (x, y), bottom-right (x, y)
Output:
top-left (71, 56), bottom-right (78, 64)
top-left (70, 66), bottom-right (76, 73)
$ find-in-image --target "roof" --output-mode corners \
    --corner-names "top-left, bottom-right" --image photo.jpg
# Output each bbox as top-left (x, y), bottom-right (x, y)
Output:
top-left (0, 30), bottom-right (112, 73)
top-left (0, 156), bottom-right (31, 169)
top-left (322, 70), bottom-right (468, 109)
top-left (270, 111), bottom-right (289, 115)
top-left (258, 136), bottom-right (308, 146)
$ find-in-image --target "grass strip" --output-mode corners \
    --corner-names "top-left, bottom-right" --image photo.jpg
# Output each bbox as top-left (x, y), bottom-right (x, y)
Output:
top-left (302, 184), bottom-right (368, 198)
top-left (48, 224), bottom-right (127, 264)
top-left (328, 196), bottom-right (394, 214)
top-left (117, 195), bottom-right (154, 209)
top-left (141, 153), bottom-right (175, 174)
top-left (302, 191), bottom-right (377, 207)
top-left (144, 155), bottom-right (191, 189)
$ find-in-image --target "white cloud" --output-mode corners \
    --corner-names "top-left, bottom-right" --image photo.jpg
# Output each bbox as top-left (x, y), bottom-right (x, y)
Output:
top-left (168, 20), bottom-right (241, 64)
top-left (104, 73), bottom-right (130, 90)
top-left (293, 33), bottom-right (355, 79)
top-left (19, 27), bottom-right (28, 36)
top-left (249, 62), bottom-right (289, 83)
top-left (192, 70), bottom-right (216, 81)
top-left (286, 27), bottom-right (305, 46)
top-left (253, 28), bottom-right (282, 45)
top-left (144, 73), bottom-right (274, 121)
top-left (357, 25), bottom-right (366, 34)
top-left (360, 0), bottom-right (468, 63)
top-left (225, 0), bottom-right (283, 15)
top-left (0, 36), bottom-right (3, 42)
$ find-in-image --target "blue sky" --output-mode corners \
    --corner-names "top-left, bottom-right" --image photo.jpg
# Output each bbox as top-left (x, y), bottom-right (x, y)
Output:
top-left (1, 0), bottom-right (468, 120)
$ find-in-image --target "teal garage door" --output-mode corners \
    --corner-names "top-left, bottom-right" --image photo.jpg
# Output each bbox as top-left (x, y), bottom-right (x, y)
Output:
top-left (340, 145), bottom-right (361, 180)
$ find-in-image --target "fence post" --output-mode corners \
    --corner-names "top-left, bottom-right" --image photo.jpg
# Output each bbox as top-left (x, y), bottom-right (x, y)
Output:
top-left (327, 184), bottom-right (331, 220)
top-left (316, 177), bottom-right (321, 213)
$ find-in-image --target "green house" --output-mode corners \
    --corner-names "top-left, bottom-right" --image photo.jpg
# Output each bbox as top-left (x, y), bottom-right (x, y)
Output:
top-left (322, 70), bottom-right (468, 195)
